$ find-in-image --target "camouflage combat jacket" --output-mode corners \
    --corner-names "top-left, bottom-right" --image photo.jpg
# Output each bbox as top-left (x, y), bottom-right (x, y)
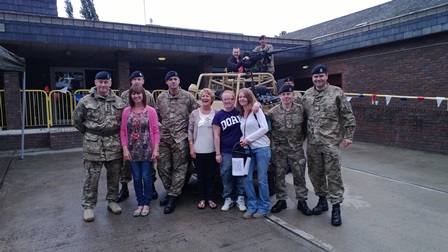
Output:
top-left (302, 84), bottom-right (356, 146)
top-left (120, 89), bottom-right (155, 107)
top-left (73, 87), bottom-right (126, 161)
top-left (266, 102), bottom-right (305, 151)
top-left (156, 88), bottom-right (199, 142)
top-left (253, 43), bottom-right (275, 74)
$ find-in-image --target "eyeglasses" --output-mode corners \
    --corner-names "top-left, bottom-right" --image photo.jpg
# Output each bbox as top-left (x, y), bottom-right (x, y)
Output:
top-left (223, 98), bottom-right (234, 101)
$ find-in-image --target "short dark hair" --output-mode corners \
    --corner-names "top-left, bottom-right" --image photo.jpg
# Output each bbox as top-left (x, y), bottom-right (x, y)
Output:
top-left (128, 85), bottom-right (147, 107)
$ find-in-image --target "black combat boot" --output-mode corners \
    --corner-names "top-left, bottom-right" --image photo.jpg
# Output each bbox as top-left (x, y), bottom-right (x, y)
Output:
top-left (152, 183), bottom-right (158, 199)
top-left (160, 195), bottom-right (170, 206)
top-left (312, 196), bottom-right (329, 215)
top-left (297, 200), bottom-right (312, 216)
top-left (116, 183), bottom-right (129, 203)
top-left (331, 204), bottom-right (342, 226)
top-left (164, 196), bottom-right (177, 214)
top-left (270, 200), bottom-right (287, 213)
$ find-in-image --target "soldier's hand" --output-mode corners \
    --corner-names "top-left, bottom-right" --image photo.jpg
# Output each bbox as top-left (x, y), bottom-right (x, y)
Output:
top-left (342, 139), bottom-right (352, 147)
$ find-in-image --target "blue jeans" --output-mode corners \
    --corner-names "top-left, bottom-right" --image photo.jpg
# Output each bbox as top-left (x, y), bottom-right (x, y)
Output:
top-left (244, 146), bottom-right (271, 214)
top-left (130, 161), bottom-right (153, 206)
top-left (220, 153), bottom-right (245, 200)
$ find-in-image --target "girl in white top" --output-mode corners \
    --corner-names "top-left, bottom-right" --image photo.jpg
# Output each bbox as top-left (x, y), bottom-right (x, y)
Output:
top-left (236, 88), bottom-right (271, 218)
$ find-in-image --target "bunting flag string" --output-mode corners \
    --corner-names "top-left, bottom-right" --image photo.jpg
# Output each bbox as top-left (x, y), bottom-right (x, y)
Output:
top-left (298, 90), bottom-right (447, 109)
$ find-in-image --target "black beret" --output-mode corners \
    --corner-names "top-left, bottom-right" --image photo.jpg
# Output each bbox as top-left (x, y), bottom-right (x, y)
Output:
top-left (259, 35), bottom-right (266, 40)
top-left (278, 84), bottom-right (294, 95)
top-left (284, 76), bottom-right (294, 82)
top-left (165, 70), bottom-right (179, 81)
top-left (95, 71), bottom-right (111, 80)
top-left (129, 71), bottom-right (144, 80)
top-left (311, 64), bottom-right (328, 75)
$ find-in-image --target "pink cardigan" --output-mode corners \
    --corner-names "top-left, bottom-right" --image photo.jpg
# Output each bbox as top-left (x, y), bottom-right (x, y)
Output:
top-left (120, 105), bottom-right (160, 152)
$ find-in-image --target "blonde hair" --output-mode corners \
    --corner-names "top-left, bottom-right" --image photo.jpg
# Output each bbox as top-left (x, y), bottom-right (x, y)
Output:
top-left (200, 88), bottom-right (215, 104)
top-left (236, 88), bottom-right (256, 116)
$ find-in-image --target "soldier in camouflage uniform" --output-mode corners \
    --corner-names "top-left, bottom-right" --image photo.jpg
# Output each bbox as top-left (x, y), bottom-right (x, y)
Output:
top-left (266, 84), bottom-right (312, 216)
top-left (302, 64), bottom-right (356, 226)
top-left (281, 76), bottom-right (302, 103)
top-left (117, 71), bottom-right (158, 203)
top-left (156, 70), bottom-right (200, 214)
top-left (253, 35), bottom-right (274, 74)
top-left (73, 71), bottom-right (126, 222)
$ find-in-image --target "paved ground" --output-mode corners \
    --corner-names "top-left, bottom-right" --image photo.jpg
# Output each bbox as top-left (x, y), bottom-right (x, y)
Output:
top-left (0, 142), bottom-right (447, 252)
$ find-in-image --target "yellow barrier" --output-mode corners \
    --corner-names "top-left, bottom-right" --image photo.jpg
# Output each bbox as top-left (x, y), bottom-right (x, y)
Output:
top-left (49, 90), bottom-right (74, 126)
top-left (152, 89), bottom-right (165, 102)
top-left (20, 90), bottom-right (49, 127)
top-left (0, 90), bottom-right (5, 128)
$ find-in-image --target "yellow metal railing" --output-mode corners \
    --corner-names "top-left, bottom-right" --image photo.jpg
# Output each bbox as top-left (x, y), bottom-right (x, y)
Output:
top-left (152, 89), bottom-right (165, 102)
top-left (20, 89), bottom-right (49, 127)
top-left (49, 90), bottom-right (74, 126)
top-left (0, 90), bottom-right (5, 128)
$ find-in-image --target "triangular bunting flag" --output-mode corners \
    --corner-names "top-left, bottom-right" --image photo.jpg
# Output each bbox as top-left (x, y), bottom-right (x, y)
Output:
top-left (385, 95), bottom-right (392, 105)
top-left (400, 97), bottom-right (408, 101)
top-left (59, 86), bottom-right (68, 94)
top-left (436, 97), bottom-right (445, 107)
top-left (417, 96), bottom-right (424, 101)
top-left (371, 94), bottom-right (377, 105)
top-left (358, 94), bottom-right (364, 98)
top-left (346, 97), bottom-right (352, 102)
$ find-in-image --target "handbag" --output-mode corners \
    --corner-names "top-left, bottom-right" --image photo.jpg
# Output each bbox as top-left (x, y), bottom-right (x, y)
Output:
top-left (231, 142), bottom-right (253, 176)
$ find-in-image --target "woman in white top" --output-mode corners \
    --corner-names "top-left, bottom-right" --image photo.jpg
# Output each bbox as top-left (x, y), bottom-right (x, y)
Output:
top-left (236, 88), bottom-right (271, 219)
top-left (188, 88), bottom-right (219, 209)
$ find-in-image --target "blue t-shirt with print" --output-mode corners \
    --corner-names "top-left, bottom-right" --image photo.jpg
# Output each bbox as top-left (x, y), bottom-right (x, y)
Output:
top-left (212, 108), bottom-right (242, 154)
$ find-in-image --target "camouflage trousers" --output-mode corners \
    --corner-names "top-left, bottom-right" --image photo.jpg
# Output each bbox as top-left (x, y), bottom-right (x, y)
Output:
top-left (82, 159), bottom-right (122, 209)
top-left (271, 147), bottom-right (308, 201)
top-left (119, 160), bottom-right (157, 185)
top-left (157, 138), bottom-right (189, 197)
top-left (307, 143), bottom-right (344, 204)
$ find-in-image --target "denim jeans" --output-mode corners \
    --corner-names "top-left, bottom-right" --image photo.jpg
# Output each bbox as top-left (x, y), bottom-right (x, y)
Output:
top-left (244, 146), bottom-right (271, 214)
top-left (130, 161), bottom-right (153, 206)
top-left (220, 153), bottom-right (245, 200)
top-left (193, 152), bottom-right (217, 201)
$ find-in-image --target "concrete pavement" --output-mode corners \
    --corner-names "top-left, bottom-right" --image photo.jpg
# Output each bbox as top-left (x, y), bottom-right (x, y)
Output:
top-left (0, 142), bottom-right (447, 251)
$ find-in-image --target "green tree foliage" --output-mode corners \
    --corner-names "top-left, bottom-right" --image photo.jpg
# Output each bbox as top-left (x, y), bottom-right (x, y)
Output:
top-left (64, 0), bottom-right (74, 18)
top-left (80, 0), bottom-right (99, 21)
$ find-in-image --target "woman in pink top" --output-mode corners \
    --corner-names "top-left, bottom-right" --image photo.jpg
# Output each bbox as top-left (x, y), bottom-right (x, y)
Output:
top-left (120, 85), bottom-right (160, 217)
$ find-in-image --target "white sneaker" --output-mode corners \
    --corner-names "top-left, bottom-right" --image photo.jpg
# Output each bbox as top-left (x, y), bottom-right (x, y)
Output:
top-left (236, 196), bottom-right (247, 212)
top-left (221, 198), bottom-right (234, 211)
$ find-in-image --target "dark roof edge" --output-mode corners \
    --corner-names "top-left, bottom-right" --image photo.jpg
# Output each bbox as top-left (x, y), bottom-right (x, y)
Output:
top-left (311, 3), bottom-right (448, 43)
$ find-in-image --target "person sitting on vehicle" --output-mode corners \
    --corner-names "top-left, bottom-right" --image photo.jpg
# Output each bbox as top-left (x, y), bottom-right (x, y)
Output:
top-left (227, 47), bottom-right (250, 73)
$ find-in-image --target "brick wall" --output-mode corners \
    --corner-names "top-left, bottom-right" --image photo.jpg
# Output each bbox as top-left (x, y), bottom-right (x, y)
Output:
top-left (0, 128), bottom-right (83, 151)
top-left (352, 104), bottom-right (448, 154)
top-left (4, 72), bottom-right (21, 129)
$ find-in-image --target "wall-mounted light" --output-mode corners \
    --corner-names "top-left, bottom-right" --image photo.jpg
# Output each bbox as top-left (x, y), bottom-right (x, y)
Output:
top-left (158, 57), bottom-right (166, 61)
top-left (302, 65), bottom-right (308, 69)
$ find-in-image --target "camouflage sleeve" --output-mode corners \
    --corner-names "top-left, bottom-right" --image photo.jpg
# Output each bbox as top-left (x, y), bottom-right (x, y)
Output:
top-left (146, 90), bottom-right (155, 108)
top-left (73, 100), bottom-right (86, 134)
top-left (188, 110), bottom-right (197, 141)
top-left (338, 92), bottom-right (356, 140)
